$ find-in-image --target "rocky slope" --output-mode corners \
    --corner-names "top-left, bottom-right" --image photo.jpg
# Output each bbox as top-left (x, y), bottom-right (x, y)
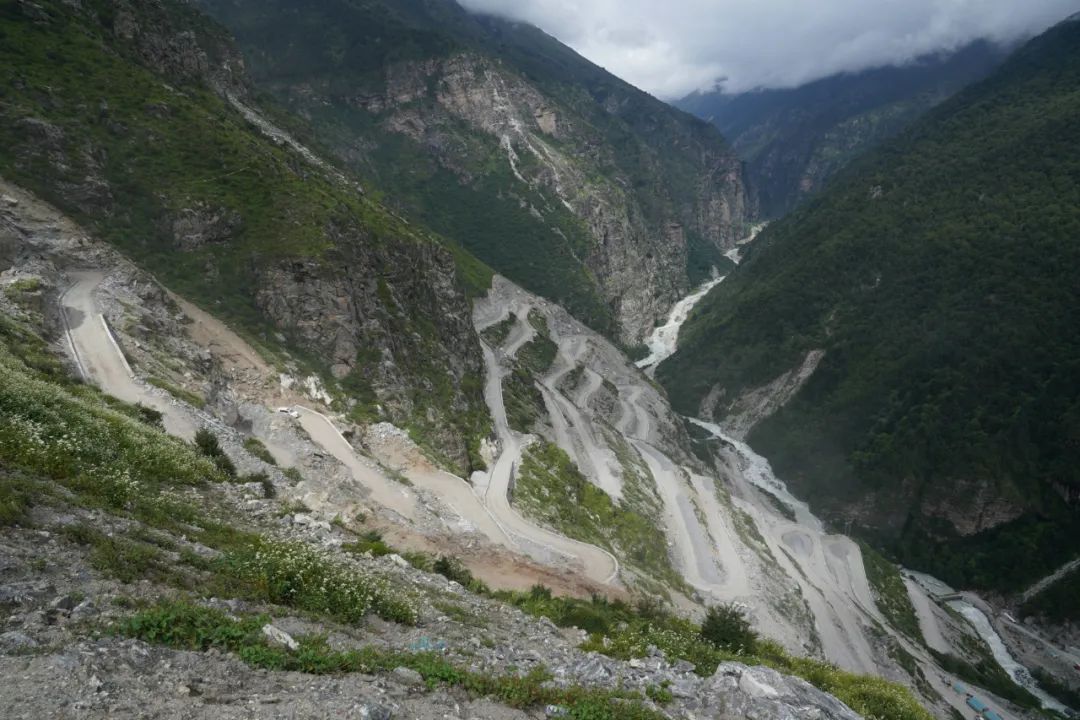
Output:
top-left (677, 41), bottom-right (1006, 217)
top-left (196, 0), bottom-right (752, 343)
top-left (0, 0), bottom-right (491, 472)
top-left (660, 16), bottom-right (1080, 598)
top-left (0, 179), bottom-right (938, 719)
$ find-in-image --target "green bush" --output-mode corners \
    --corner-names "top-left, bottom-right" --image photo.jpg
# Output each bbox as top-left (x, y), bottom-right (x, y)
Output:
top-left (134, 404), bottom-right (164, 430)
top-left (433, 555), bottom-right (491, 594)
top-left (0, 471), bottom-right (37, 527)
top-left (194, 427), bottom-right (236, 478)
top-left (217, 539), bottom-right (419, 625)
top-left (700, 603), bottom-right (758, 654)
top-left (342, 530), bottom-right (393, 557)
top-left (147, 377), bottom-right (207, 409)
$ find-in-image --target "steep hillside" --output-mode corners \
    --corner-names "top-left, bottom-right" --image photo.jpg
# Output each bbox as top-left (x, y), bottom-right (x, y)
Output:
top-left (678, 42), bottom-right (1006, 217)
top-left (0, 279), bottom-right (941, 720)
top-left (660, 18), bottom-right (1080, 592)
top-left (196, 0), bottom-right (752, 343)
top-left (0, 0), bottom-right (491, 472)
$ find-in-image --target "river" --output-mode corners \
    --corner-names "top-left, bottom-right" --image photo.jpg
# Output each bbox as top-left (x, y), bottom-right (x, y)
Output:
top-left (635, 274), bottom-right (725, 372)
top-left (650, 255), bottom-right (1068, 713)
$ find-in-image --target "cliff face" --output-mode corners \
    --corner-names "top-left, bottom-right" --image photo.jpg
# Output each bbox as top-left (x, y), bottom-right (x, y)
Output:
top-left (197, 0), bottom-right (751, 344)
top-left (0, 0), bottom-right (489, 471)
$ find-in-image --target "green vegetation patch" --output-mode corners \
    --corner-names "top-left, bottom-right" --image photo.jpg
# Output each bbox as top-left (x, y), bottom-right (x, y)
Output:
top-left (1020, 564), bottom-right (1080, 623)
top-left (859, 543), bottom-right (921, 642)
top-left (243, 436), bottom-right (277, 465)
top-left (513, 441), bottom-right (680, 590)
top-left (502, 366), bottom-right (548, 434)
top-left (147, 376), bottom-right (206, 409)
top-left (929, 649), bottom-right (1040, 710)
top-left (120, 601), bottom-right (666, 720)
top-left (213, 539), bottom-right (418, 625)
top-left (480, 314), bottom-right (517, 348)
top-left (516, 311), bottom-right (558, 376)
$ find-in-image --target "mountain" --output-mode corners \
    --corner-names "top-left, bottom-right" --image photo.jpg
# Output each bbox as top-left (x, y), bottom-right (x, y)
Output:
top-left (677, 42), bottom-right (1008, 218)
top-left (0, 0), bottom-right (492, 472)
top-left (659, 17), bottom-right (1080, 597)
top-left (194, 0), bottom-right (752, 343)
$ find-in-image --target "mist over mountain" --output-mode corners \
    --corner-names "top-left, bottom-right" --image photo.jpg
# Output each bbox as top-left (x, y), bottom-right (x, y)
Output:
top-left (677, 41), bottom-right (1010, 217)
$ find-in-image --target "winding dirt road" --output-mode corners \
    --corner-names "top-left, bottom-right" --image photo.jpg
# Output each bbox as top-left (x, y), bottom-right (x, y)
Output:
top-left (478, 335), bottom-right (620, 586)
top-left (293, 407), bottom-right (417, 521)
top-left (61, 271), bottom-right (197, 440)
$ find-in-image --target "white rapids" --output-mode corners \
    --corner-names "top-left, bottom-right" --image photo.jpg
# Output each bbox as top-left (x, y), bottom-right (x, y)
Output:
top-left (907, 572), bottom-right (1070, 713)
top-left (636, 275), bottom-right (724, 371)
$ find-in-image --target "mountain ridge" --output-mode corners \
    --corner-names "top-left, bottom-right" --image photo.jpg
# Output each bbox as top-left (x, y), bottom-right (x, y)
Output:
top-left (677, 41), bottom-right (1008, 217)
top-left (660, 17), bottom-right (1080, 598)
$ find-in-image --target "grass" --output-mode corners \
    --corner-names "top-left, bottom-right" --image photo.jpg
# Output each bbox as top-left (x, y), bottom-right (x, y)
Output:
top-left (4, 276), bottom-right (43, 298)
top-left (481, 314), bottom-right (516, 348)
top-left (119, 601), bottom-right (667, 720)
top-left (342, 530), bottom-right (394, 557)
top-left (243, 437), bottom-right (277, 465)
top-left (147, 376), bottom-right (206, 409)
top-left (513, 441), bottom-right (685, 593)
top-left (860, 542), bottom-right (922, 642)
top-left (211, 539), bottom-right (418, 625)
top-left (516, 311), bottom-right (558, 375)
top-left (502, 366), bottom-right (547, 433)
top-left (0, 470), bottom-right (39, 527)
top-left (61, 523), bottom-right (174, 585)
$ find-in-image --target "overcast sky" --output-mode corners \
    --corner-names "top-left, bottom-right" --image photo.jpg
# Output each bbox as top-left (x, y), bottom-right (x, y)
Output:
top-left (459, 0), bottom-right (1077, 98)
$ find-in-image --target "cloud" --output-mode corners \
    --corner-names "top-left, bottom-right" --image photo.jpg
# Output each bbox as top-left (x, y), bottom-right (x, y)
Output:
top-left (458, 0), bottom-right (1077, 98)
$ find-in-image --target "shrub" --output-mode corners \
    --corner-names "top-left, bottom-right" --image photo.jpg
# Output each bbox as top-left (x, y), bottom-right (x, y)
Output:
top-left (194, 427), bottom-right (236, 478)
top-left (134, 404), bottom-right (164, 429)
top-left (219, 539), bottom-right (419, 625)
top-left (243, 437), bottom-right (277, 465)
top-left (342, 530), bottom-right (393, 557)
top-left (700, 603), bottom-right (758, 654)
top-left (120, 601), bottom-right (667, 720)
top-left (433, 555), bottom-right (490, 594)
top-left (0, 472), bottom-right (36, 527)
top-left (530, 584), bottom-right (553, 600)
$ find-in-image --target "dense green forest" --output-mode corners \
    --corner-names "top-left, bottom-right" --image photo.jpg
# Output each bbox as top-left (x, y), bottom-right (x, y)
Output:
top-left (659, 17), bottom-right (1080, 596)
top-left (1021, 566), bottom-right (1080, 622)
